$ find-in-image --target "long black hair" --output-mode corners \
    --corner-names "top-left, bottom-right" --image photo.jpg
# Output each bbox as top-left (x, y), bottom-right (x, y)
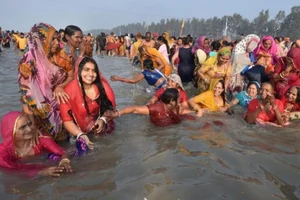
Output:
top-left (63, 25), bottom-right (82, 42)
top-left (157, 36), bottom-right (170, 54)
top-left (78, 57), bottom-right (113, 117)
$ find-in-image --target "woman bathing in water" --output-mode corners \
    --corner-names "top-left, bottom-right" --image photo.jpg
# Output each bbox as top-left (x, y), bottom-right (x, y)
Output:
top-left (110, 59), bottom-right (167, 90)
top-left (111, 88), bottom-right (202, 126)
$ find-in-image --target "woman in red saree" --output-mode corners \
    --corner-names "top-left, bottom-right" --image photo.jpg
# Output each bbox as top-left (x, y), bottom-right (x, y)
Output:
top-left (0, 111), bottom-right (73, 177)
top-left (111, 88), bottom-right (201, 126)
top-left (281, 86), bottom-right (300, 122)
top-left (273, 48), bottom-right (300, 99)
top-left (60, 57), bottom-right (116, 155)
top-left (245, 82), bottom-right (285, 126)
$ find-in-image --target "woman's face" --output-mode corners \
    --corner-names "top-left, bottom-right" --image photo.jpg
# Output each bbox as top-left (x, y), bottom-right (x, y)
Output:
top-left (50, 33), bottom-right (60, 54)
top-left (247, 84), bottom-right (258, 98)
top-left (259, 83), bottom-right (273, 99)
top-left (287, 86), bottom-right (298, 103)
top-left (81, 62), bottom-right (97, 86)
top-left (14, 115), bottom-right (34, 141)
top-left (203, 39), bottom-right (210, 49)
top-left (213, 82), bottom-right (224, 97)
top-left (66, 31), bottom-right (83, 48)
top-left (218, 55), bottom-right (230, 65)
top-left (167, 78), bottom-right (178, 89)
top-left (263, 39), bottom-right (272, 50)
top-left (177, 39), bottom-right (183, 46)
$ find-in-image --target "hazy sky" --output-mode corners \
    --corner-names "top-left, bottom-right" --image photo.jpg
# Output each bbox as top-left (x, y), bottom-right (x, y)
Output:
top-left (0, 0), bottom-right (299, 32)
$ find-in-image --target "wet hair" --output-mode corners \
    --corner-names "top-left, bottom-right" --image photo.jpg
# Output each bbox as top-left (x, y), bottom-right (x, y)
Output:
top-left (143, 59), bottom-right (155, 70)
top-left (261, 82), bottom-right (274, 93)
top-left (78, 57), bottom-right (113, 116)
top-left (157, 36), bottom-right (170, 54)
top-left (211, 40), bottom-right (221, 51)
top-left (161, 88), bottom-right (179, 104)
top-left (58, 29), bottom-right (64, 34)
top-left (63, 25), bottom-right (82, 42)
top-left (145, 32), bottom-right (151, 37)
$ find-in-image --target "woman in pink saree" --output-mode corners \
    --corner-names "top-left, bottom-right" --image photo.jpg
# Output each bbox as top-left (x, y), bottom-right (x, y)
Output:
top-left (18, 23), bottom-right (74, 140)
top-left (0, 111), bottom-right (73, 177)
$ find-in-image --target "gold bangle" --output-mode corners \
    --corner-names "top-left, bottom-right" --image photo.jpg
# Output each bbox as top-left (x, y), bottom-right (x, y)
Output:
top-left (59, 158), bottom-right (70, 166)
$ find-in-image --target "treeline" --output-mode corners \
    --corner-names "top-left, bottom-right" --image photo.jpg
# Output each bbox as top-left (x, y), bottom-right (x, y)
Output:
top-left (88, 6), bottom-right (300, 40)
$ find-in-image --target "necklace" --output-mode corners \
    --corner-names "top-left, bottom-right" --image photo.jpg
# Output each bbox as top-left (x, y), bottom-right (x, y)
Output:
top-left (15, 143), bottom-right (32, 157)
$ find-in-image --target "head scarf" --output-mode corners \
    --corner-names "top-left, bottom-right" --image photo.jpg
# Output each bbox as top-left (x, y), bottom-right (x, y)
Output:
top-left (253, 35), bottom-right (277, 58)
top-left (231, 34), bottom-right (260, 75)
top-left (163, 32), bottom-right (171, 45)
top-left (192, 36), bottom-right (210, 55)
top-left (204, 47), bottom-right (231, 66)
top-left (286, 47), bottom-right (300, 71)
top-left (0, 111), bottom-right (46, 176)
top-left (167, 74), bottom-right (184, 91)
top-left (18, 23), bottom-right (67, 139)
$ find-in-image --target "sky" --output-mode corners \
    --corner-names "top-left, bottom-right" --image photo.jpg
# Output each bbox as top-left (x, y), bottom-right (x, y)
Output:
top-left (0, 0), bottom-right (299, 32)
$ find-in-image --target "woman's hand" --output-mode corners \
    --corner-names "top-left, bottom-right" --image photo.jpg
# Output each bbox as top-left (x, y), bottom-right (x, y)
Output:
top-left (93, 119), bottom-right (105, 134)
top-left (79, 38), bottom-right (86, 57)
top-left (110, 75), bottom-right (120, 81)
top-left (53, 86), bottom-right (69, 104)
top-left (38, 166), bottom-right (65, 177)
top-left (196, 109), bottom-right (204, 117)
top-left (79, 134), bottom-right (94, 150)
top-left (284, 65), bottom-right (293, 75)
top-left (282, 112), bottom-right (291, 123)
top-left (59, 162), bottom-right (74, 173)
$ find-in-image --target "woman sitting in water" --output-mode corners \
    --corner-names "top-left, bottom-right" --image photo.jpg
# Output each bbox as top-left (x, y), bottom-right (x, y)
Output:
top-left (112, 88), bottom-right (202, 126)
top-left (148, 74), bottom-right (189, 109)
top-left (110, 59), bottom-right (167, 90)
top-left (225, 81), bottom-right (260, 109)
top-left (281, 86), bottom-right (300, 122)
top-left (272, 47), bottom-right (300, 99)
top-left (139, 45), bottom-right (172, 76)
top-left (188, 79), bottom-right (228, 113)
top-left (60, 57), bottom-right (116, 154)
top-left (245, 82), bottom-right (284, 126)
top-left (19, 23), bottom-right (74, 141)
top-left (0, 111), bottom-right (73, 177)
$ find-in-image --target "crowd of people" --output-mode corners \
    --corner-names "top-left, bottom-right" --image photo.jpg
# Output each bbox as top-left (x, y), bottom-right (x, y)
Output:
top-left (0, 22), bottom-right (300, 178)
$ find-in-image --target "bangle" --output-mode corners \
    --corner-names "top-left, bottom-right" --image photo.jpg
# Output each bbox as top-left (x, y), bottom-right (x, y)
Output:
top-left (116, 110), bottom-right (121, 117)
top-left (59, 158), bottom-right (70, 166)
top-left (99, 117), bottom-right (107, 124)
top-left (279, 72), bottom-right (285, 78)
top-left (76, 132), bottom-right (84, 140)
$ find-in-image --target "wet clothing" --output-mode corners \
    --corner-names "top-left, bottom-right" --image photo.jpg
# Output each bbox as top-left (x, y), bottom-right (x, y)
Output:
top-left (178, 47), bottom-right (195, 83)
top-left (142, 69), bottom-right (165, 87)
top-left (147, 101), bottom-right (181, 126)
top-left (154, 88), bottom-right (187, 103)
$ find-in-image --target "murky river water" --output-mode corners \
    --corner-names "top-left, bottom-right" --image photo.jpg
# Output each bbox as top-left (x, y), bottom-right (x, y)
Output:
top-left (1, 47), bottom-right (300, 200)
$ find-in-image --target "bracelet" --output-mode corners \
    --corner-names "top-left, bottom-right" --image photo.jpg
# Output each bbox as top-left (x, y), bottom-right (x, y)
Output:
top-left (279, 72), bottom-right (285, 78)
top-left (116, 110), bottom-right (121, 117)
top-left (99, 117), bottom-right (107, 124)
top-left (59, 158), bottom-right (70, 166)
top-left (76, 132), bottom-right (84, 140)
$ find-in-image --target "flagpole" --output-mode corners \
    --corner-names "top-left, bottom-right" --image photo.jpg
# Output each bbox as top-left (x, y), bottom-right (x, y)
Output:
top-left (179, 19), bottom-right (184, 37)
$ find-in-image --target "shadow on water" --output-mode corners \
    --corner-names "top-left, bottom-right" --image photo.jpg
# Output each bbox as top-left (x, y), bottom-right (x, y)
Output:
top-left (1, 48), bottom-right (300, 200)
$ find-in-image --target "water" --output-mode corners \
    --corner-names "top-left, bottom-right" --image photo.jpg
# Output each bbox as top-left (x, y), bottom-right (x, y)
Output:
top-left (1, 47), bottom-right (300, 200)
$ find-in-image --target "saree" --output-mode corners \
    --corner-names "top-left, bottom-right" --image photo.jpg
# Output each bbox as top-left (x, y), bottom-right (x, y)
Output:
top-left (273, 48), bottom-right (300, 98)
top-left (147, 101), bottom-right (181, 126)
top-left (60, 57), bottom-right (116, 133)
top-left (0, 111), bottom-right (65, 177)
top-left (143, 46), bottom-right (172, 76)
top-left (199, 47), bottom-right (232, 92)
top-left (230, 34), bottom-right (260, 90)
top-left (18, 23), bottom-right (68, 140)
top-left (192, 90), bottom-right (219, 112)
top-left (192, 36), bottom-right (210, 55)
top-left (253, 35), bottom-right (278, 74)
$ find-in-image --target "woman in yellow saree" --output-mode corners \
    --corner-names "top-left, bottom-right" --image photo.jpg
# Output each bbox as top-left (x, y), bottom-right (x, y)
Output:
top-left (139, 45), bottom-right (172, 76)
top-left (188, 79), bottom-right (228, 113)
top-left (196, 47), bottom-right (232, 93)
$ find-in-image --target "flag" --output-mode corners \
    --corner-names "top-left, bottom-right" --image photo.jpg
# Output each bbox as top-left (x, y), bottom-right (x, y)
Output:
top-left (181, 19), bottom-right (185, 29)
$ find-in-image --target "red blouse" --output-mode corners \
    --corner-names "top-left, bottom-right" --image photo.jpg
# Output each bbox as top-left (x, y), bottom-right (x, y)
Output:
top-left (154, 88), bottom-right (187, 103)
